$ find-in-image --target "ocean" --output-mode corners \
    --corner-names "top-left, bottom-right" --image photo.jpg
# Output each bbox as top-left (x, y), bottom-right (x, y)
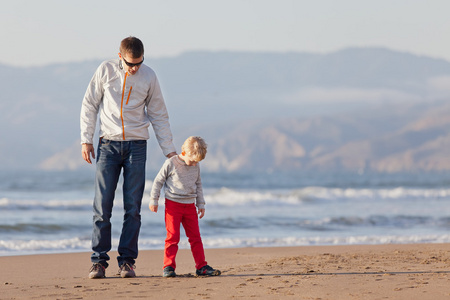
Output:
top-left (1, 170), bottom-right (449, 256)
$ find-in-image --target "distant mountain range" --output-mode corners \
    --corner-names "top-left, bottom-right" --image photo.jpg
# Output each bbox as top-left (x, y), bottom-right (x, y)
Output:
top-left (1, 47), bottom-right (450, 173)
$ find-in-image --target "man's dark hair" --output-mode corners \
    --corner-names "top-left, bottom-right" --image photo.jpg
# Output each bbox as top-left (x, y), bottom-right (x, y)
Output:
top-left (120, 36), bottom-right (144, 58)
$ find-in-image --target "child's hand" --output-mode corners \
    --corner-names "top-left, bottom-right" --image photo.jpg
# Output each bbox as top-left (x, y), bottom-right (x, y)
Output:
top-left (149, 204), bottom-right (158, 213)
top-left (198, 208), bottom-right (205, 219)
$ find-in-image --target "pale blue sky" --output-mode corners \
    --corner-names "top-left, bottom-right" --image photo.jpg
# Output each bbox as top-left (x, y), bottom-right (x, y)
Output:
top-left (2, 0), bottom-right (450, 67)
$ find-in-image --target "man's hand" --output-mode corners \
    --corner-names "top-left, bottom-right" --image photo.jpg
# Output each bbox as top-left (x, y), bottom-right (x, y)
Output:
top-left (198, 208), bottom-right (205, 219)
top-left (81, 143), bottom-right (95, 164)
top-left (149, 205), bottom-right (158, 213)
top-left (167, 152), bottom-right (177, 158)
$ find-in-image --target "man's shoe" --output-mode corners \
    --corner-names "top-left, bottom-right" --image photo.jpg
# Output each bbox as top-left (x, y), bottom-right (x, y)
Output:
top-left (119, 263), bottom-right (136, 278)
top-left (163, 266), bottom-right (176, 277)
top-left (89, 263), bottom-right (106, 279)
top-left (196, 265), bottom-right (221, 276)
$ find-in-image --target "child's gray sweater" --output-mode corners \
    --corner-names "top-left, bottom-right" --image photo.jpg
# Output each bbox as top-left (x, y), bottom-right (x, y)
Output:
top-left (150, 155), bottom-right (205, 209)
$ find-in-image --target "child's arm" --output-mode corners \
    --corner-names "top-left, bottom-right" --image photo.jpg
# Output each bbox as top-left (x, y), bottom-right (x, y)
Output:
top-left (195, 166), bottom-right (206, 219)
top-left (149, 160), bottom-right (170, 213)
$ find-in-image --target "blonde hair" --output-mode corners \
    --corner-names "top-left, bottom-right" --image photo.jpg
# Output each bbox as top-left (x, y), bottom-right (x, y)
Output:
top-left (181, 136), bottom-right (207, 162)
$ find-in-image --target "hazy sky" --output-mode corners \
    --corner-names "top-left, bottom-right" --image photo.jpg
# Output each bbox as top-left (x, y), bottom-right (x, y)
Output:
top-left (2, 0), bottom-right (450, 67)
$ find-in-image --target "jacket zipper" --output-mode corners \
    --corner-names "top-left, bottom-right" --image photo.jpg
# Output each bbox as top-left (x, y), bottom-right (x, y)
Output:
top-left (120, 72), bottom-right (133, 140)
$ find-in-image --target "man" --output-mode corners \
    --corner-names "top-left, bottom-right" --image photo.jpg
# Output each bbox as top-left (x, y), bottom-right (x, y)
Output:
top-left (80, 36), bottom-right (177, 279)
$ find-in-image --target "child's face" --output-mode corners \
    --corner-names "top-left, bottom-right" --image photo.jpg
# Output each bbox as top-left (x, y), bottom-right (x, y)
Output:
top-left (180, 153), bottom-right (200, 166)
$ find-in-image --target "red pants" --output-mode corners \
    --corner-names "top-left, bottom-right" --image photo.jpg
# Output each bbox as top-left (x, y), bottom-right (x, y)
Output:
top-left (164, 199), bottom-right (207, 270)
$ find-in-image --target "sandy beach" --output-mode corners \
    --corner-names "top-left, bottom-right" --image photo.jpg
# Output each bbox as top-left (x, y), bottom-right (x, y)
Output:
top-left (2, 243), bottom-right (450, 299)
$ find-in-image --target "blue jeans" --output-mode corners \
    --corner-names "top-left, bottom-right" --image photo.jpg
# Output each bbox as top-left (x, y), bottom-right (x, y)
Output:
top-left (91, 138), bottom-right (147, 268)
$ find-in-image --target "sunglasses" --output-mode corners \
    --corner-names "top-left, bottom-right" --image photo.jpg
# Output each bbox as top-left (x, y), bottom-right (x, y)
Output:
top-left (122, 56), bottom-right (144, 68)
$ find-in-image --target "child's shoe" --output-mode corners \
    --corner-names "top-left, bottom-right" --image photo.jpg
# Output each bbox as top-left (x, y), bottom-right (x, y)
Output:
top-left (163, 266), bottom-right (176, 277)
top-left (196, 265), bottom-right (221, 276)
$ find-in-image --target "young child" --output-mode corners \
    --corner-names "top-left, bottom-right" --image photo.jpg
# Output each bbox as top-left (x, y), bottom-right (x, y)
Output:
top-left (149, 136), bottom-right (221, 277)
